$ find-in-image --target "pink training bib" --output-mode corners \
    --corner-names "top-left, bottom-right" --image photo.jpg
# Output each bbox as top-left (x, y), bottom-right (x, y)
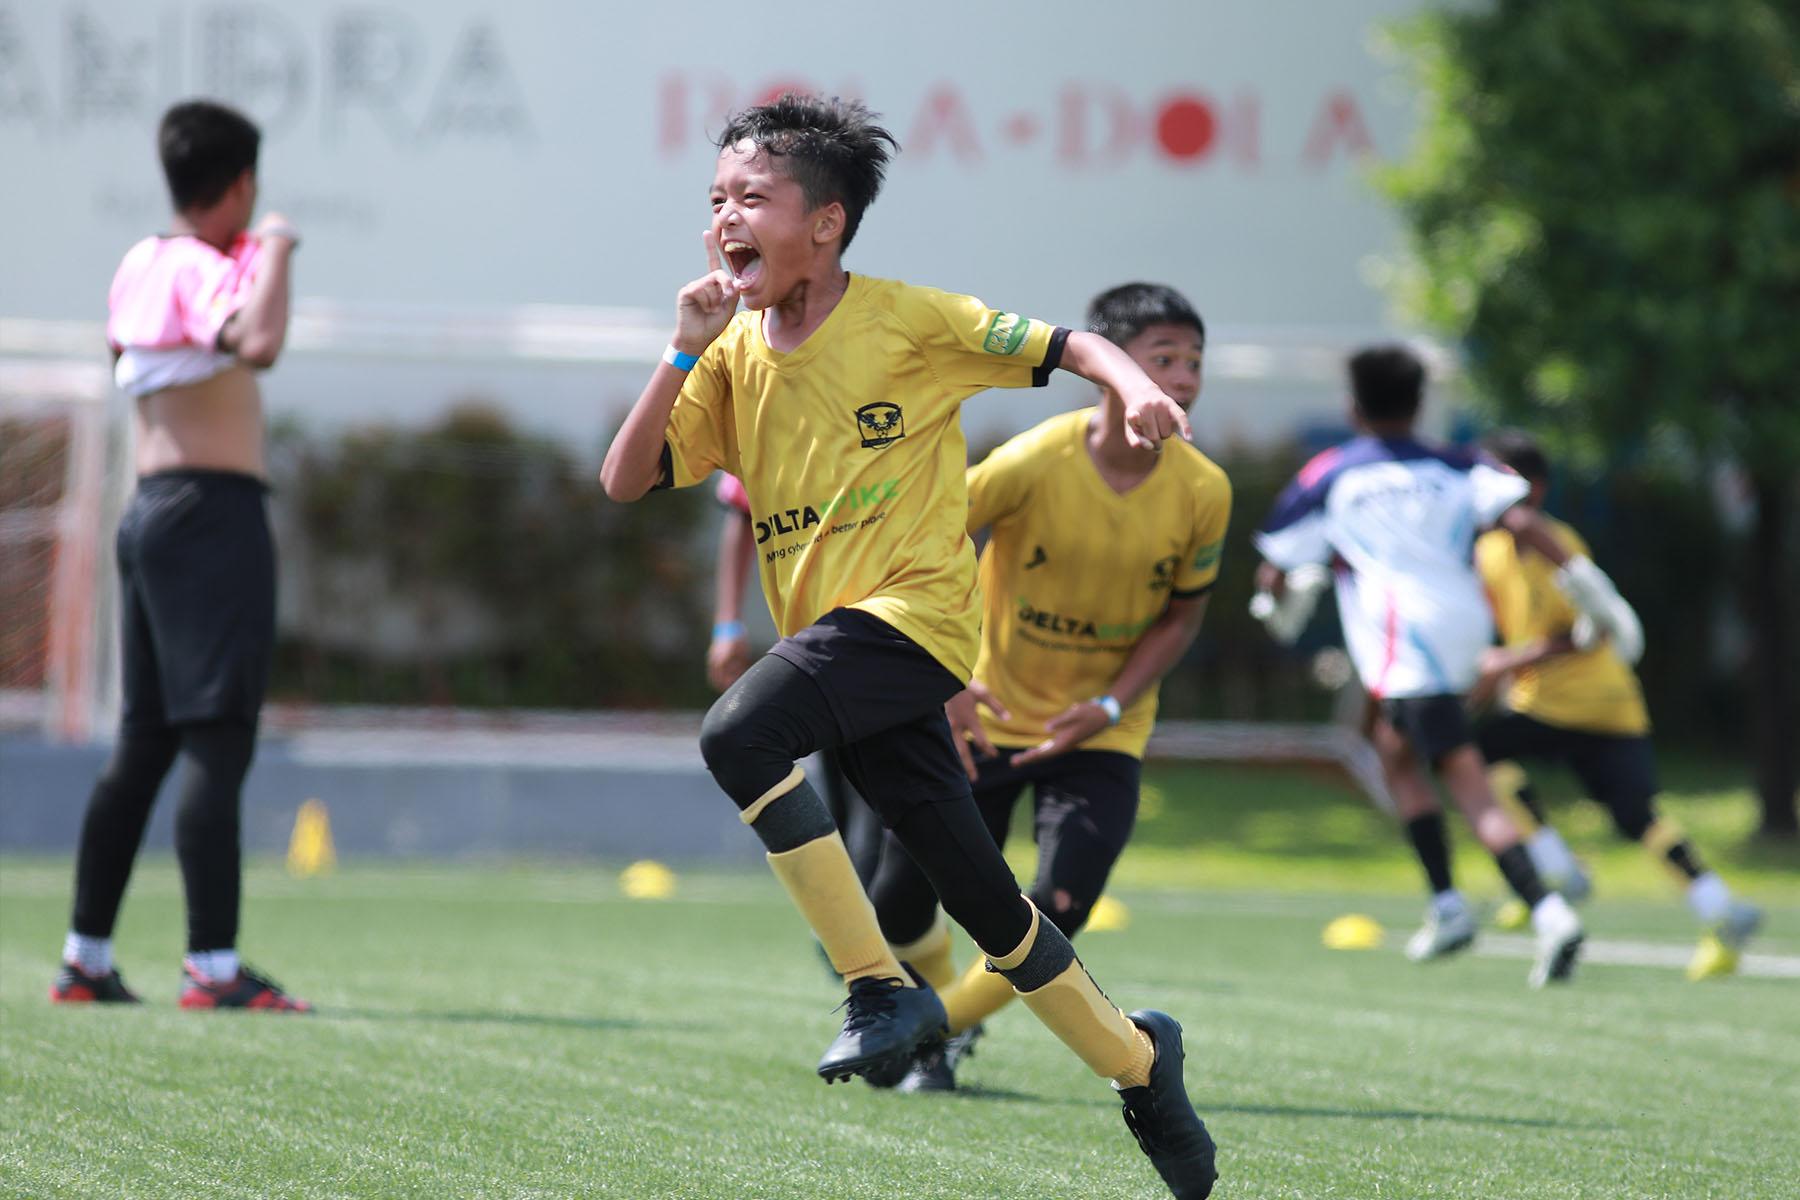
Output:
top-left (107, 233), bottom-right (266, 396)
top-left (715, 472), bottom-right (750, 514)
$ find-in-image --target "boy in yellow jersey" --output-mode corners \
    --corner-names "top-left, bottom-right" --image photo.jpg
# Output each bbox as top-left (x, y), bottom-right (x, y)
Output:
top-left (1473, 431), bottom-right (1762, 980)
top-left (865, 283), bottom-right (1229, 1093)
top-left (601, 96), bottom-right (1217, 1198)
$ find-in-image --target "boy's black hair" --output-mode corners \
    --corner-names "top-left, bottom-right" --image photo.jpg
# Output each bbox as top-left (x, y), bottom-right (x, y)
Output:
top-left (714, 94), bottom-right (897, 251)
top-left (1086, 283), bottom-right (1206, 350)
top-left (1482, 428), bottom-right (1551, 482)
top-left (159, 100), bottom-right (261, 212)
top-left (1348, 344), bottom-right (1426, 422)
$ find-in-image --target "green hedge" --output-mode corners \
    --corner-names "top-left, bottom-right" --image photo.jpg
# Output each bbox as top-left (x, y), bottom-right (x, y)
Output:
top-left (265, 410), bottom-right (1782, 752)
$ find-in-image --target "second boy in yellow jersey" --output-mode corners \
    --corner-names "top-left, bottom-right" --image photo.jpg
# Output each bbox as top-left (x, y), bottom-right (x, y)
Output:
top-left (1472, 430), bottom-right (1761, 980)
top-left (601, 96), bottom-right (1218, 1199)
top-left (868, 284), bottom-right (1231, 1092)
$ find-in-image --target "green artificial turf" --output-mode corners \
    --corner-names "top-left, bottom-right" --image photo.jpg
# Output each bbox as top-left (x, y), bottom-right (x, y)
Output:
top-left (4, 761), bottom-right (1796, 1198)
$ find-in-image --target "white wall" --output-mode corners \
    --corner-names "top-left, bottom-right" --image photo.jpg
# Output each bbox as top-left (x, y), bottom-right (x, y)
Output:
top-left (3, 0), bottom-right (1432, 440)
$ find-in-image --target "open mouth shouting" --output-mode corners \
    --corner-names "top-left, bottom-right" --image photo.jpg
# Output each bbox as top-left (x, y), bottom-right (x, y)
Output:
top-left (721, 239), bottom-right (763, 290)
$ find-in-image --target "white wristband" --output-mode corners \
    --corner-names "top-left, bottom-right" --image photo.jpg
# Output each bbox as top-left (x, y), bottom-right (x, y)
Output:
top-left (259, 223), bottom-right (301, 248)
top-left (1095, 694), bottom-right (1122, 725)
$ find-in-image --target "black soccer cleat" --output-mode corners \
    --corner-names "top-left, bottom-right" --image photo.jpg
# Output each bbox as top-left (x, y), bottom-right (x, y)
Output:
top-left (860, 1039), bottom-right (920, 1090)
top-left (896, 1022), bottom-right (984, 1093)
top-left (1118, 1010), bottom-right (1218, 1200)
top-left (816, 974), bottom-right (946, 1084)
top-left (49, 962), bottom-right (142, 1005)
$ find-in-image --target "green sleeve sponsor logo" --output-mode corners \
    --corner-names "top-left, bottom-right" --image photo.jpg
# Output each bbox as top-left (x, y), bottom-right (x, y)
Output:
top-left (1191, 540), bottom-right (1224, 571)
top-left (983, 312), bottom-right (1031, 356)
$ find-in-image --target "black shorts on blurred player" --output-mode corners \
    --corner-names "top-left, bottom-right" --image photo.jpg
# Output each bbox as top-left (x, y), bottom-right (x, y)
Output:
top-left (1476, 710), bottom-right (1660, 837)
top-left (117, 470), bottom-right (275, 731)
top-left (1381, 693), bottom-right (1474, 766)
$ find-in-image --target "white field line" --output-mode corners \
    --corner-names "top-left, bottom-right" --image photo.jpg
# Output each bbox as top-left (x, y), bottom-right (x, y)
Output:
top-left (1476, 933), bottom-right (1800, 979)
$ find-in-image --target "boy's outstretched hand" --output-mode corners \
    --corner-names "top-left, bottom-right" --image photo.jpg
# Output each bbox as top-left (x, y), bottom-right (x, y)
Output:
top-left (1119, 382), bottom-right (1191, 450)
top-left (675, 231), bottom-right (740, 356)
top-left (1011, 699), bottom-right (1111, 766)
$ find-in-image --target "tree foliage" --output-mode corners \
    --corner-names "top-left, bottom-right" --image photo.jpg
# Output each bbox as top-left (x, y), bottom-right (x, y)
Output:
top-left (1380, 0), bottom-right (1800, 472)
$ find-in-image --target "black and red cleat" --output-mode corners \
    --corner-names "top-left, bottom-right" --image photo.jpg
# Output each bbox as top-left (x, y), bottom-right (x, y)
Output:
top-left (178, 963), bottom-right (312, 1013)
top-left (50, 962), bottom-right (142, 1005)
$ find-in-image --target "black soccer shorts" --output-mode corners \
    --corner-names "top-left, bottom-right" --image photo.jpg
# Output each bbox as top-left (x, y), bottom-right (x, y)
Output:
top-left (1381, 693), bottom-right (1476, 766)
top-left (1476, 710), bottom-right (1660, 838)
top-left (116, 470), bottom-right (275, 731)
top-left (768, 607), bottom-right (973, 822)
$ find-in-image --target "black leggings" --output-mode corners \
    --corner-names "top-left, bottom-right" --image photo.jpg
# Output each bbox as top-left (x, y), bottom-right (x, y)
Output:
top-left (71, 720), bottom-right (257, 952)
top-left (699, 655), bottom-right (1032, 956)
top-left (817, 749), bottom-right (883, 888)
top-left (872, 750), bottom-right (1140, 945)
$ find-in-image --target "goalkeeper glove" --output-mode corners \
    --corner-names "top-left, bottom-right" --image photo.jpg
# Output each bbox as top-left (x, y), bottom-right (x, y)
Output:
top-left (1554, 555), bottom-right (1644, 664)
top-left (1250, 563), bottom-right (1331, 646)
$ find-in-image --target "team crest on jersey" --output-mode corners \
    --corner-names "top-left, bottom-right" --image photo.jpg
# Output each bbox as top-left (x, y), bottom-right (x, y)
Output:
top-left (1149, 555), bottom-right (1180, 591)
top-left (983, 312), bottom-right (1030, 356)
top-left (855, 401), bottom-right (906, 450)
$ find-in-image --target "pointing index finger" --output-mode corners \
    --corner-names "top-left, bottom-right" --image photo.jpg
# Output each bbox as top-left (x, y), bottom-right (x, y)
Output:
top-left (703, 229), bottom-right (723, 274)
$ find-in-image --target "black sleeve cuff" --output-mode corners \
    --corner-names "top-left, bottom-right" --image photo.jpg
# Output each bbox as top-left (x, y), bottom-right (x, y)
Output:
top-left (650, 442), bottom-right (675, 492)
top-left (1170, 581), bottom-right (1216, 600)
top-left (1031, 326), bottom-right (1072, 387)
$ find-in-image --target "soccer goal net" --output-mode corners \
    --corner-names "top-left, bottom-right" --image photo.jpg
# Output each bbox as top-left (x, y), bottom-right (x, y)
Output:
top-left (0, 342), bottom-right (123, 741)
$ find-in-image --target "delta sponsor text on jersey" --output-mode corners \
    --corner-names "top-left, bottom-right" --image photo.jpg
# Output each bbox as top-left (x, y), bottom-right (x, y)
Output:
top-left (1014, 599), bottom-right (1158, 646)
top-left (756, 479), bottom-right (900, 559)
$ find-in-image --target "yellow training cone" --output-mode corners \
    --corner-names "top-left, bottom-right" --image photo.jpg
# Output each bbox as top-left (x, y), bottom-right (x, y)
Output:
top-left (286, 799), bottom-right (337, 877)
top-left (1086, 894), bottom-right (1131, 932)
top-left (1322, 914), bottom-right (1384, 950)
top-left (620, 859), bottom-right (678, 900)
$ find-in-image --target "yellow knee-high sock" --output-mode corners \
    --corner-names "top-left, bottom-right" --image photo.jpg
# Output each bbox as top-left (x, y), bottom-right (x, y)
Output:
top-left (942, 952), bottom-right (1018, 1033)
top-left (766, 836), bottom-right (909, 985)
top-left (991, 900), bottom-right (1154, 1088)
top-left (750, 768), bottom-right (908, 987)
top-left (1488, 761), bottom-right (1540, 834)
top-left (891, 911), bottom-right (956, 991)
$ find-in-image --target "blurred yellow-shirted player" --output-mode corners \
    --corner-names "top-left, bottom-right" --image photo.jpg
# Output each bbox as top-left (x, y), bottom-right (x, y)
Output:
top-left (869, 283), bottom-right (1231, 1090)
top-left (1473, 430), bottom-right (1761, 980)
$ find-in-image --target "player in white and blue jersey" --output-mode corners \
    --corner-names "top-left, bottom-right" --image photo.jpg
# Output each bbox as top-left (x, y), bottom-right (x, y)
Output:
top-left (1252, 345), bottom-right (1640, 987)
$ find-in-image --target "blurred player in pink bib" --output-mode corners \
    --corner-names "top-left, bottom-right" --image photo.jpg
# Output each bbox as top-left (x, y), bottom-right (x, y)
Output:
top-left (51, 99), bottom-right (309, 1013)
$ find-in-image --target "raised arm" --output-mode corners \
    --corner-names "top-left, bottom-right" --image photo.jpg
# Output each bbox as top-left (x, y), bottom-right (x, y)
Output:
top-left (707, 508), bottom-right (757, 691)
top-left (1496, 504), bottom-right (1644, 663)
top-left (1059, 330), bottom-right (1191, 449)
top-left (601, 232), bottom-right (739, 502)
top-left (217, 214), bottom-right (297, 368)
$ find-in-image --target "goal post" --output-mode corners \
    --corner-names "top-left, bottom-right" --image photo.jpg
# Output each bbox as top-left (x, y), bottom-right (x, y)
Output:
top-left (0, 355), bottom-right (122, 741)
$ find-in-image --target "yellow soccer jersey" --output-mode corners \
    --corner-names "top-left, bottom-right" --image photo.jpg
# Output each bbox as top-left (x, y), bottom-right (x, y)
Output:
top-left (969, 408), bottom-right (1232, 758)
top-left (1476, 518), bottom-right (1650, 735)
top-left (660, 274), bottom-right (1064, 679)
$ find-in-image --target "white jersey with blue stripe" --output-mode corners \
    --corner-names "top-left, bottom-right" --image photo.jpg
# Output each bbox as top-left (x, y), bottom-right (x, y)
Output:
top-left (1254, 435), bottom-right (1529, 699)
